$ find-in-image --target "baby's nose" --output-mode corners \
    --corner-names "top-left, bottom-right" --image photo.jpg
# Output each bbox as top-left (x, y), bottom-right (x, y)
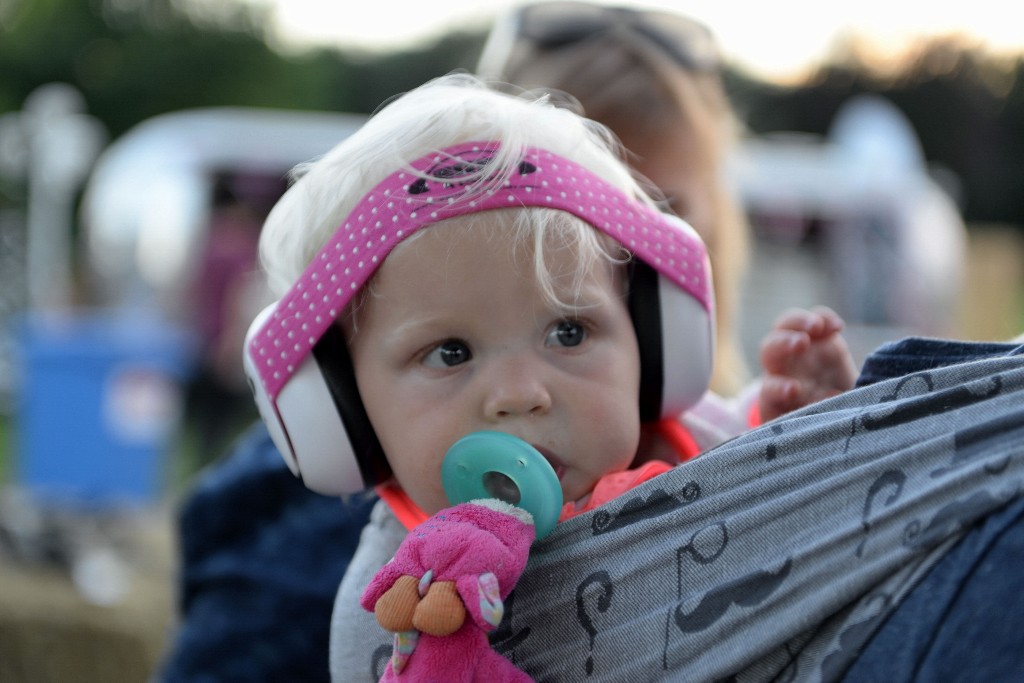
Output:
top-left (482, 356), bottom-right (552, 419)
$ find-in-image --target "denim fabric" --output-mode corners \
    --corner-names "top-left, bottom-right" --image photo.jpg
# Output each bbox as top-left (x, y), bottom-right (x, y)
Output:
top-left (845, 337), bottom-right (1024, 682)
top-left (157, 423), bottom-right (375, 682)
top-left (856, 338), bottom-right (1023, 387)
top-left (843, 495), bottom-right (1024, 682)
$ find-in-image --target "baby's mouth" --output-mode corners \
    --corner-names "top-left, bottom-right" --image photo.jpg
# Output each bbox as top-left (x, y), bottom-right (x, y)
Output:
top-left (533, 446), bottom-right (566, 481)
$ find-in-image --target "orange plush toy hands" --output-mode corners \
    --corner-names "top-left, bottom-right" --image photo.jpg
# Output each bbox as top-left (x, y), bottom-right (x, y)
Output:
top-left (374, 574), bottom-right (467, 637)
top-left (361, 499), bottom-right (536, 682)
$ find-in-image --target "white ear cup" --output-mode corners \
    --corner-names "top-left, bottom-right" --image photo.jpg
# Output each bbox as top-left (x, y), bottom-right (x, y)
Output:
top-left (243, 305), bottom-right (364, 495)
top-left (656, 274), bottom-right (715, 416)
top-left (274, 355), bottom-right (363, 495)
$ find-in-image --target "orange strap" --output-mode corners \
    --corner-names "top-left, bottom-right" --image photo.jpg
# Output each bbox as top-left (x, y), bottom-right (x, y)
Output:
top-left (375, 481), bottom-right (429, 530)
top-left (655, 417), bottom-right (702, 462)
top-left (558, 459), bottom-right (673, 521)
top-left (747, 401), bottom-right (762, 428)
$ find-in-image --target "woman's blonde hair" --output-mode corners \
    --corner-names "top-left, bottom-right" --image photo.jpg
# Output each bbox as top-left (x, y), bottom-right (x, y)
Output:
top-left (478, 5), bottom-right (750, 394)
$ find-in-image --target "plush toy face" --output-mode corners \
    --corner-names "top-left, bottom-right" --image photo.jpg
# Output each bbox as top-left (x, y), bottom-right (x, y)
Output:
top-left (346, 217), bottom-right (643, 515)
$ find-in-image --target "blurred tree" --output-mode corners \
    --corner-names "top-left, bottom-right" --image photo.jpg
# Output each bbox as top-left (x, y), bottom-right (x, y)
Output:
top-left (887, 43), bottom-right (1016, 223)
top-left (1, 0), bottom-right (340, 135)
top-left (999, 63), bottom-right (1024, 225)
top-left (727, 38), bottom-right (1024, 226)
top-left (341, 32), bottom-right (490, 115)
top-left (1, 0), bottom-right (1021, 227)
top-left (0, 0), bottom-right (483, 138)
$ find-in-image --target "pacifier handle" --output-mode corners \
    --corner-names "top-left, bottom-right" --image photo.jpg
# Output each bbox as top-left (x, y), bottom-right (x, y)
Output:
top-left (442, 431), bottom-right (563, 540)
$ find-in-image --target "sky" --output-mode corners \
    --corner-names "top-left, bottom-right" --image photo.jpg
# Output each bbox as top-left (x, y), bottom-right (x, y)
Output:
top-left (259, 0), bottom-right (1023, 82)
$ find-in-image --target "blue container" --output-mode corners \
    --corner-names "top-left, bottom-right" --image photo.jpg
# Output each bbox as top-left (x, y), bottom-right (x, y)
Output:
top-left (12, 309), bottom-right (195, 504)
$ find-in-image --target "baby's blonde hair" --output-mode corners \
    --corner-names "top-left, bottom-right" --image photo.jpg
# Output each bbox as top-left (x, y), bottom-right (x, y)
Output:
top-left (259, 73), bottom-right (651, 302)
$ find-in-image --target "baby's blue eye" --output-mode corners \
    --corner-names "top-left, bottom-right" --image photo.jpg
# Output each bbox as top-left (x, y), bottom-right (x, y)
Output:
top-left (423, 340), bottom-right (471, 368)
top-left (547, 320), bottom-right (586, 348)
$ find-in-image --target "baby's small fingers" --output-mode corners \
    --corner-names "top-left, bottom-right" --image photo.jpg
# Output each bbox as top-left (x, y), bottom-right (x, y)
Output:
top-left (772, 308), bottom-right (820, 333)
top-left (772, 306), bottom-right (846, 339)
top-left (760, 329), bottom-right (809, 373)
top-left (759, 375), bottom-right (803, 422)
top-left (806, 305), bottom-right (846, 337)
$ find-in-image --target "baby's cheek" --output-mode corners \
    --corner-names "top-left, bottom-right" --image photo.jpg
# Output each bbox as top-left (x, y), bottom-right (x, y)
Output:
top-left (598, 391), bottom-right (641, 439)
top-left (419, 464), bottom-right (450, 510)
top-left (404, 482), bottom-right (450, 517)
top-left (584, 407), bottom-right (641, 470)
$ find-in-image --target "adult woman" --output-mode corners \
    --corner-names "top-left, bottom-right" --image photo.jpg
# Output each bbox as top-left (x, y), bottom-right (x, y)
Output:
top-left (478, 1), bottom-right (751, 394)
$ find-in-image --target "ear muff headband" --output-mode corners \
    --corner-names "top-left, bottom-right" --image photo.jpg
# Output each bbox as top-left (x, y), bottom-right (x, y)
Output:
top-left (244, 141), bottom-right (714, 495)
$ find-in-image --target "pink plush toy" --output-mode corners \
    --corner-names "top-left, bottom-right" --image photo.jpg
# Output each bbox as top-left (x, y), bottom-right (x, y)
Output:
top-left (360, 499), bottom-right (536, 682)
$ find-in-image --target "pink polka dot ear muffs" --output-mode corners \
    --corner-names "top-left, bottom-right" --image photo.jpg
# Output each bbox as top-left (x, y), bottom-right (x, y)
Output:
top-left (243, 142), bottom-right (715, 495)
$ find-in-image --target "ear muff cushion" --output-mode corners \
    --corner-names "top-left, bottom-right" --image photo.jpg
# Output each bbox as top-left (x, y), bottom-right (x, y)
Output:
top-left (629, 261), bottom-right (665, 422)
top-left (311, 324), bottom-right (391, 488)
top-left (629, 259), bottom-right (715, 420)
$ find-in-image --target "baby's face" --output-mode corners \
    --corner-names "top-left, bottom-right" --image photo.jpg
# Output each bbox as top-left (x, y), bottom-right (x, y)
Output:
top-left (345, 218), bottom-right (642, 515)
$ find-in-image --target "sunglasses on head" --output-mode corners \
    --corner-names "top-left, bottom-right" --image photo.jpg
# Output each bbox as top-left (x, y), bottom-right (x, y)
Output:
top-left (515, 1), bottom-right (721, 73)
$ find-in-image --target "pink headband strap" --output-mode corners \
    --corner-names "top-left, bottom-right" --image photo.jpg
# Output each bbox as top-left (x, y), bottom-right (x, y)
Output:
top-left (249, 141), bottom-right (710, 400)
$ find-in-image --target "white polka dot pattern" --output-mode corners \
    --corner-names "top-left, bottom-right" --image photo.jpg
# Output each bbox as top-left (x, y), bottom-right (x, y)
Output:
top-left (248, 142), bottom-right (710, 400)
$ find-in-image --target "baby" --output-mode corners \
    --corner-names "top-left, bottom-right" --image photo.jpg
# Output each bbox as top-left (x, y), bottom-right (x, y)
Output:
top-left (242, 73), bottom-right (856, 679)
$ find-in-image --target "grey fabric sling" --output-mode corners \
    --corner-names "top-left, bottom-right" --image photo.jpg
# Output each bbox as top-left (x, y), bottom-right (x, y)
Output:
top-left (332, 350), bottom-right (1024, 682)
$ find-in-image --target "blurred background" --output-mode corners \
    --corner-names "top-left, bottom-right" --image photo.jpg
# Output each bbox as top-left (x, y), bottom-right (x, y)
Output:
top-left (1, 0), bottom-right (1023, 680)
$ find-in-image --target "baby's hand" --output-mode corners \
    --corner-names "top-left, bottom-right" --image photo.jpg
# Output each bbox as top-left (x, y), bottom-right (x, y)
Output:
top-left (758, 306), bottom-right (858, 422)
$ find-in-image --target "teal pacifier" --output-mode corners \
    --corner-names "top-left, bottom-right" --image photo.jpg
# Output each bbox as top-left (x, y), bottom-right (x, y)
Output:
top-left (442, 431), bottom-right (563, 540)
